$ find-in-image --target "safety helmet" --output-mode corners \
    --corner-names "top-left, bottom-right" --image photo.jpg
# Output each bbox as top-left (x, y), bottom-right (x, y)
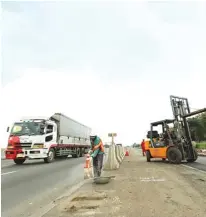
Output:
top-left (90, 132), bottom-right (97, 141)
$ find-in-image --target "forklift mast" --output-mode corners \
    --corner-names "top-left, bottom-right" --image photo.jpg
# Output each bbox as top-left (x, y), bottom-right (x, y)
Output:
top-left (170, 96), bottom-right (191, 140)
top-left (170, 95), bottom-right (206, 160)
top-left (170, 95), bottom-right (190, 119)
top-left (170, 95), bottom-right (194, 159)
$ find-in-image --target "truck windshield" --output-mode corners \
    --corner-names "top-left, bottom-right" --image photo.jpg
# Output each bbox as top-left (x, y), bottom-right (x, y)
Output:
top-left (10, 121), bottom-right (43, 136)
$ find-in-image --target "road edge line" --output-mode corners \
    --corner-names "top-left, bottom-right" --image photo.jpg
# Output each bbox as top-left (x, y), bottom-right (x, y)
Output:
top-left (1, 171), bottom-right (17, 176)
top-left (181, 164), bottom-right (206, 174)
top-left (30, 179), bottom-right (87, 217)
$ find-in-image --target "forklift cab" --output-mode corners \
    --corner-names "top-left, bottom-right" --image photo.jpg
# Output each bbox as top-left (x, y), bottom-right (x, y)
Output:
top-left (145, 119), bottom-right (175, 160)
top-left (147, 119), bottom-right (175, 147)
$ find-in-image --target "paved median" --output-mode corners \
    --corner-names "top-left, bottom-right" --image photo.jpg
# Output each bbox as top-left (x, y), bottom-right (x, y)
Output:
top-left (42, 147), bottom-right (206, 217)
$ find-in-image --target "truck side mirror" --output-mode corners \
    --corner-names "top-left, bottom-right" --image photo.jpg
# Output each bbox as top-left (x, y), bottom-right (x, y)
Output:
top-left (6, 127), bottom-right (9, 132)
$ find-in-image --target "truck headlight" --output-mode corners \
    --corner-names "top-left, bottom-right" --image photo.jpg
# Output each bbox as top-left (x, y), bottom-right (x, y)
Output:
top-left (32, 144), bottom-right (44, 149)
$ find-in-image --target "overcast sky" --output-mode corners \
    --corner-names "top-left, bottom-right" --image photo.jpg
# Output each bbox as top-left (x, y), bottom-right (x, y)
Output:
top-left (1, 1), bottom-right (206, 146)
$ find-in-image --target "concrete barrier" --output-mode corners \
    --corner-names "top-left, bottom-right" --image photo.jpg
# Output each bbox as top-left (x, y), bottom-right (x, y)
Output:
top-left (197, 149), bottom-right (206, 157)
top-left (103, 147), bottom-right (109, 164)
top-left (120, 146), bottom-right (125, 160)
top-left (1, 148), bottom-right (6, 160)
top-left (103, 144), bottom-right (119, 170)
top-left (115, 145), bottom-right (122, 164)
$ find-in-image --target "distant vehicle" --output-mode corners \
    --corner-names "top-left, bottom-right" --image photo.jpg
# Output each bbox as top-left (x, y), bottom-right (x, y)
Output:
top-left (132, 143), bottom-right (140, 148)
top-left (5, 113), bottom-right (91, 165)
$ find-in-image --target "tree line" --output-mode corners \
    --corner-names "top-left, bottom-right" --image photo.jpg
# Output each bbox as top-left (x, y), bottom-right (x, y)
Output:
top-left (188, 112), bottom-right (206, 142)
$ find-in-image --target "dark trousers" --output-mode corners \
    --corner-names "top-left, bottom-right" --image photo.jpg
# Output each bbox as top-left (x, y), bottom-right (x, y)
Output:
top-left (93, 154), bottom-right (104, 177)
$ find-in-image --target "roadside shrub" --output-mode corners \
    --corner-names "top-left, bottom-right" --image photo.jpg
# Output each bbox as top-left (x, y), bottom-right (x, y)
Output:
top-left (196, 142), bottom-right (206, 149)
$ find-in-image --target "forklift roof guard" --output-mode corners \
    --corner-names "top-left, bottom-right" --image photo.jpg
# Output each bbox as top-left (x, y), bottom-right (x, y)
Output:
top-left (150, 119), bottom-right (175, 127)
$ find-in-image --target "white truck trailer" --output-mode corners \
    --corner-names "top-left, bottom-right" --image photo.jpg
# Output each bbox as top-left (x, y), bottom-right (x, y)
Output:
top-left (5, 113), bottom-right (91, 164)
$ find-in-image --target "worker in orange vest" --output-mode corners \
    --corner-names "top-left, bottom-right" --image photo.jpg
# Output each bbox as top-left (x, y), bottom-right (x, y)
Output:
top-left (89, 135), bottom-right (104, 177)
top-left (141, 139), bottom-right (145, 156)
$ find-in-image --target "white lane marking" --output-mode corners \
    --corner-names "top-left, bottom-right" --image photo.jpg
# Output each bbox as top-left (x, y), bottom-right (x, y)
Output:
top-left (1, 171), bottom-right (17, 176)
top-left (140, 177), bottom-right (166, 182)
top-left (181, 164), bottom-right (206, 174)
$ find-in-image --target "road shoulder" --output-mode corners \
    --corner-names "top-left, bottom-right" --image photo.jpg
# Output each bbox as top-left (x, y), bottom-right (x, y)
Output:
top-left (43, 148), bottom-right (206, 217)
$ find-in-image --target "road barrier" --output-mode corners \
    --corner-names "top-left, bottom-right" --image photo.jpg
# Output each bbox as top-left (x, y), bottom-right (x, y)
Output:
top-left (103, 144), bottom-right (120, 170)
top-left (197, 149), bottom-right (206, 157)
top-left (115, 145), bottom-right (122, 163)
top-left (1, 149), bottom-right (6, 160)
top-left (120, 146), bottom-right (125, 160)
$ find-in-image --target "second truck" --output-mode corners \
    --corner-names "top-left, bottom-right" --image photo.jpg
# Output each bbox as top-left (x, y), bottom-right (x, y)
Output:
top-left (5, 113), bottom-right (91, 164)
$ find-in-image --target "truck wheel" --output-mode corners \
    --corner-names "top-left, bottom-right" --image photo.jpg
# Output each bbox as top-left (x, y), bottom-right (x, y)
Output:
top-left (14, 158), bottom-right (26, 165)
top-left (167, 147), bottom-right (182, 164)
top-left (187, 148), bottom-right (198, 163)
top-left (72, 148), bottom-right (81, 158)
top-left (80, 148), bottom-right (83, 157)
top-left (44, 149), bottom-right (55, 163)
top-left (146, 151), bottom-right (151, 162)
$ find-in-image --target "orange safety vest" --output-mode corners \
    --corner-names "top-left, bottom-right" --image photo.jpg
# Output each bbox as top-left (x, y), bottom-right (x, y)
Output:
top-left (92, 139), bottom-right (104, 153)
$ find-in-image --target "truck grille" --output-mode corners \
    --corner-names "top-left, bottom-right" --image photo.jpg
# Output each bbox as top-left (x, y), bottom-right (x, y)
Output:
top-left (15, 143), bottom-right (32, 149)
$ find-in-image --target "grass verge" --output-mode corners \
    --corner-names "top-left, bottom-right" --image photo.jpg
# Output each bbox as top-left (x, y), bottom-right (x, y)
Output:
top-left (196, 142), bottom-right (206, 149)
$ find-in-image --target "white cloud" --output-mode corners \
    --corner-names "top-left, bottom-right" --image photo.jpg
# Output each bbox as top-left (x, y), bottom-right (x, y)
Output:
top-left (1, 68), bottom-right (139, 146)
top-left (1, 2), bottom-right (206, 147)
top-left (1, 68), bottom-right (162, 147)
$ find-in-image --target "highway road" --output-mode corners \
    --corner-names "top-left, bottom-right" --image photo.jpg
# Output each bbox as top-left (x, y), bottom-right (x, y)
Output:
top-left (186, 156), bottom-right (206, 172)
top-left (1, 156), bottom-right (85, 217)
top-left (1, 148), bottom-right (204, 217)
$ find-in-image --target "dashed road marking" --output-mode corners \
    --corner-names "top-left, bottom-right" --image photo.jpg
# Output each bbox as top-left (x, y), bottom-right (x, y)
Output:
top-left (1, 171), bottom-right (17, 176)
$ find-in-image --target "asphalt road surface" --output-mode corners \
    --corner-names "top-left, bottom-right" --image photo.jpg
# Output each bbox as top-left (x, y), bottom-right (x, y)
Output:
top-left (186, 156), bottom-right (206, 172)
top-left (1, 156), bottom-right (85, 217)
top-left (1, 148), bottom-right (204, 217)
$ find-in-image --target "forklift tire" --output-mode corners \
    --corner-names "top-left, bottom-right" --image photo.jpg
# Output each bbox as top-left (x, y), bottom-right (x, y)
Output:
top-left (14, 158), bottom-right (26, 165)
top-left (44, 149), bottom-right (55, 163)
top-left (186, 149), bottom-right (198, 163)
top-left (167, 147), bottom-right (182, 164)
top-left (146, 151), bottom-right (151, 162)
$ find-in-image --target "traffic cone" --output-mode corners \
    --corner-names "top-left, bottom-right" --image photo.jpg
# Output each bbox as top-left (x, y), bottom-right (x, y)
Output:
top-left (84, 154), bottom-right (94, 179)
top-left (125, 150), bottom-right (129, 156)
top-left (84, 154), bottom-right (91, 168)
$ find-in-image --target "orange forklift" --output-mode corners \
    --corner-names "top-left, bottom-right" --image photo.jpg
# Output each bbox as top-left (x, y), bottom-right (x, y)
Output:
top-left (145, 95), bottom-right (206, 164)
